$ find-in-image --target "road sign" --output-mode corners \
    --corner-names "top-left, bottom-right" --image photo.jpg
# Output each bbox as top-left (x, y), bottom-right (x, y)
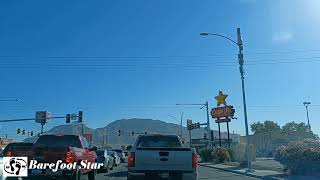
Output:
top-left (187, 119), bottom-right (192, 126)
top-left (215, 118), bottom-right (231, 123)
top-left (71, 114), bottom-right (77, 121)
top-left (35, 111), bottom-right (52, 123)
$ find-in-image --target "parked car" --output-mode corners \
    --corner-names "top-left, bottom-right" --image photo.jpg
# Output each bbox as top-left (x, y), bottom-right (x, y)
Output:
top-left (108, 151), bottom-right (121, 166)
top-left (96, 150), bottom-right (114, 173)
top-left (2, 142), bottom-right (34, 159)
top-left (108, 154), bottom-right (115, 170)
top-left (113, 149), bottom-right (126, 162)
top-left (124, 151), bottom-right (129, 157)
top-left (128, 134), bottom-right (198, 180)
top-left (30, 134), bottom-right (97, 180)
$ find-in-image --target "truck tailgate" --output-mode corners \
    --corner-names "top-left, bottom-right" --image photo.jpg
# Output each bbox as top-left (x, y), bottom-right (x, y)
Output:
top-left (135, 147), bottom-right (193, 171)
top-left (33, 145), bottom-right (69, 163)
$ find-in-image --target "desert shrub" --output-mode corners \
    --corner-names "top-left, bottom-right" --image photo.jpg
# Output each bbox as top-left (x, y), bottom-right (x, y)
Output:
top-left (199, 148), bottom-right (214, 162)
top-left (274, 139), bottom-right (320, 175)
top-left (212, 147), bottom-right (231, 163)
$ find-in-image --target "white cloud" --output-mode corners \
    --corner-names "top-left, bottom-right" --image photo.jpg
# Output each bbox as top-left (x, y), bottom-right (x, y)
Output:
top-left (272, 32), bottom-right (293, 43)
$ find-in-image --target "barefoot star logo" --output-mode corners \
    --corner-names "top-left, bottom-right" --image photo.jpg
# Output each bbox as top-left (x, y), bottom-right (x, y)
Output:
top-left (3, 157), bottom-right (28, 177)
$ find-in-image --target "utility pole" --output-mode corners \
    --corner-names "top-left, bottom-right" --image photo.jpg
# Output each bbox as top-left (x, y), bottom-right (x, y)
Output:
top-left (200, 28), bottom-right (251, 171)
top-left (205, 101), bottom-right (211, 147)
top-left (303, 102), bottom-right (311, 128)
top-left (180, 112), bottom-right (184, 138)
top-left (105, 130), bottom-right (108, 148)
top-left (237, 28), bottom-right (252, 171)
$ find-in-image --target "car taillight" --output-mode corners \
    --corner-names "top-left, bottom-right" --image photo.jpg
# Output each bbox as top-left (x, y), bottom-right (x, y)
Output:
top-left (65, 151), bottom-right (73, 164)
top-left (128, 152), bottom-right (135, 167)
top-left (7, 151), bottom-right (13, 157)
top-left (192, 153), bottom-right (198, 169)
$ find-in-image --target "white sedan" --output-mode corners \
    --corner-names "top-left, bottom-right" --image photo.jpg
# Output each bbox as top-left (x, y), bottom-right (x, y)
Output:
top-left (108, 151), bottom-right (121, 166)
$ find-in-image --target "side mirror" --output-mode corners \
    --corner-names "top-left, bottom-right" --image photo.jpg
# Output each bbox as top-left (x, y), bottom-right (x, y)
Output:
top-left (89, 146), bottom-right (97, 151)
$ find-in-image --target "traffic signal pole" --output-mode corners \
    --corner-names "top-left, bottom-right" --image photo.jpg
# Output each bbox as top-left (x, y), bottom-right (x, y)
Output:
top-left (189, 129), bottom-right (192, 148)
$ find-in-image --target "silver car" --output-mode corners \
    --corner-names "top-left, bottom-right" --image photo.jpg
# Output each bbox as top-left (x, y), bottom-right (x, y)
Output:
top-left (113, 149), bottom-right (126, 163)
top-left (96, 150), bottom-right (114, 173)
top-left (108, 151), bottom-right (121, 166)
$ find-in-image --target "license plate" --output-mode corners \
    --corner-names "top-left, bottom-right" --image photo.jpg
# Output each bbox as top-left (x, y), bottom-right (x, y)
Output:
top-left (160, 173), bottom-right (169, 178)
top-left (31, 169), bottom-right (43, 174)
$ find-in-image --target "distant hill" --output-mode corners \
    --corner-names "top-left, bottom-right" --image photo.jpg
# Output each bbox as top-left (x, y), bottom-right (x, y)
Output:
top-left (24, 118), bottom-right (239, 148)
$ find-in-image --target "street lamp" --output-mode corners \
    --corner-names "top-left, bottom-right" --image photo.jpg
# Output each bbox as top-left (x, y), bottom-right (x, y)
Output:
top-left (200, 28), bottom-right (252, 172)
top-left (303, 102), bottom-right (311, 128)
top-left (176, 102), bottom-right (211, 142)
top-left (167, 112), bottom-right (184, 138)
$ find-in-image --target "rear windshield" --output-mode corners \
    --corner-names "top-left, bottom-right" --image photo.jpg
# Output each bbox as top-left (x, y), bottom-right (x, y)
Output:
top-left (136, 136), bottom-right (182, 148)
top-left (35, 135), bottom-right (81, 148)
top-left (3, 143), bottom-right (33, 153)
top-left (108, 151), bottom-right (116, 155)
top-left (96, 150), bottom-right (105, 156)
top-left (113, 149), bottom-right (123, 153)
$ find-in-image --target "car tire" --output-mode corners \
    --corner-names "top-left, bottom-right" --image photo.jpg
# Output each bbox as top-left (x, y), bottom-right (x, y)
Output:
top-left (69, 165), bottom-right (81, 180)
top-left (88, 169), bottom-right (96, 180)
top-left (105, 167), bottom-right (109, 173)
top-left (127, 175), bottom-right (139, 180)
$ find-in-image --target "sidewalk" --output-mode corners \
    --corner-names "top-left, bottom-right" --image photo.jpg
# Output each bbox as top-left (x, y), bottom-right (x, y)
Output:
top-left (199, 162), bottom-right (285, 180)
top-left (199, 162), bottom-right (320, 180)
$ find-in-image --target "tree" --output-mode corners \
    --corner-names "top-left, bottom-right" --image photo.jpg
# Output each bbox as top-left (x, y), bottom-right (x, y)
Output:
top-left (282, 122), bottom-right (318, 140)
top-left (251, 121), bottom-right (264, 134)
top-left (251, 120), bottom-right (280, 134)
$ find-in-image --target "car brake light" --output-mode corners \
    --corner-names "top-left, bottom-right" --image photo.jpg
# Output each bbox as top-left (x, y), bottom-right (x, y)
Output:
top-left (7, 151), bottom-right (13, 157)
top-left (192, 153), bottom-right (198, 169)
top-left (128, 152), bottom-right (135, 167)
top-left (65, 151), bottom-right (73, 164)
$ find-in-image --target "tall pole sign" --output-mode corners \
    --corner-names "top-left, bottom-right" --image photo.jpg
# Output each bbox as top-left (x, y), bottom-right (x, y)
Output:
top-left (211, 91), bottom-right (235, 147)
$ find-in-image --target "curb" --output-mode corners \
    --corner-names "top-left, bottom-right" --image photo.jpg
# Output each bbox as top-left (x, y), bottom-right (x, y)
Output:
top-left (199, 164), bottom-right (280, 180)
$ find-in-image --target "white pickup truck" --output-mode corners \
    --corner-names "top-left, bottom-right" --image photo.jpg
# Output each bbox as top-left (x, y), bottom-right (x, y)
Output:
top-left (127, 134), bottom-right (198, 180)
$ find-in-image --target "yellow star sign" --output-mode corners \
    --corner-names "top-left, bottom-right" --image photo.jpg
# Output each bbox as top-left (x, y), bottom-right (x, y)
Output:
top-left (215, 91), bottom-right (228, 106)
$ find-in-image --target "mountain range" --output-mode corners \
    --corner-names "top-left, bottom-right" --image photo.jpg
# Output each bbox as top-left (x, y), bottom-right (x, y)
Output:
top-left (24, 118), bottom-right (239, 148)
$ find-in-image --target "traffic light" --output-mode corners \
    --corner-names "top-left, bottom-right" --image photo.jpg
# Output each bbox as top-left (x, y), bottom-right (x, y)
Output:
top-left (22, 130), bottom-right (26, 135)
top-left (187, 125), bottom-right (192, 130)
top-left (132, 131), bottom-right (135, 136)
top-left (30, 131), bottom-right (34, 136)
top-left (118, 130), bottom-right (121, 136)
top-left (204, 133), bottom-right (207, 139)
top-left (17, 128), bottom-right (21, 134)
top-left (66, 114), bottom-right (71, 123)
top-left (78, 111), bottom-right (83, 123)
top-left (196, 122), bottom-right (200, 129)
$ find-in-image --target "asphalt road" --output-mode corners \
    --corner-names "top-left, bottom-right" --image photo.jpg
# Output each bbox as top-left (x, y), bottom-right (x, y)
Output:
top-left (95, 163), bottom-right (259, 180)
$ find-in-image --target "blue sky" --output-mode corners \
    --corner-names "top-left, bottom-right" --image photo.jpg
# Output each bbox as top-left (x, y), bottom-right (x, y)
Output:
top-left (1, 0), bottom-right (320, 140)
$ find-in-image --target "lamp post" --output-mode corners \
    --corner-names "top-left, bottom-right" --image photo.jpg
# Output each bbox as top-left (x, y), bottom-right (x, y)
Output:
top-left (176, 102), bottom-right (211, 143)
top-left (303, 102), bottom-right (311, 129)
top-left (200, 28), bottom-right (252, 171)
top-left (168, 112), bottom-right (184, 138)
